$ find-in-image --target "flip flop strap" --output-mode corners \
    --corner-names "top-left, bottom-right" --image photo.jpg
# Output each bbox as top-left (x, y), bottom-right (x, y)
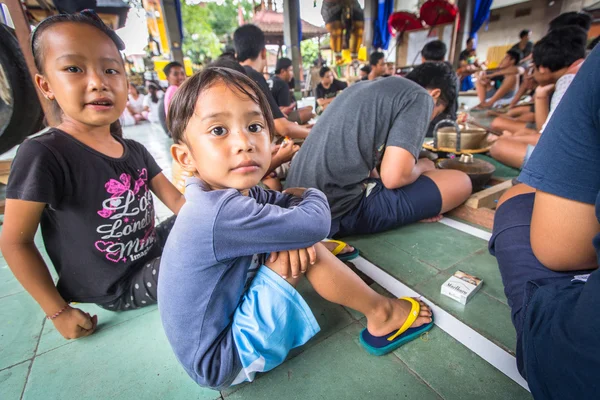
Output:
top-left (324, 239), bottom-right (347, 256)
top-left (387, 297), bottom-right (420, 342)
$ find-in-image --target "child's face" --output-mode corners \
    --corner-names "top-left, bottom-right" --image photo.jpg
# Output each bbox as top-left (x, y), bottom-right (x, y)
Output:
top-left (36, 23), bottom-right (127, 128)
top-left (177, 82), bottom-right (271, 192)
top-left (168, 67), bottom-right (186, 86)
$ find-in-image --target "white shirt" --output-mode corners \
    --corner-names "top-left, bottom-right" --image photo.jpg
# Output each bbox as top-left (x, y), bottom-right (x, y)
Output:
top-left (143, 94), bottom-right (161, 123)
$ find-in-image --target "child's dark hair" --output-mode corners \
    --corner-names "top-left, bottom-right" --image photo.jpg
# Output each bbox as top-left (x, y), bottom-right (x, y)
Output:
top-left (533, 26), bottom-right (587, 72)
top-left (422, 40), bottom-right (447, 62)
top-left (405, 62), bottom-right (456, 108)
top-left (505, 49), bottom-right (521, 65)
top-left (549, 11), bottom-right (592, 33)
top-left (209, 55), bottom-right (248, 75)
top-left (168, 67), bottom-right (275, 145)
top-left (148, 84), bottom-right (159, 103)
top-left (163, 61), bottom-right (184, 78)
top-left (519, 29), bottom-right (531, 39)
top-left (319, 66), bottom-right (331, 78)
top-left (233, 24), bottom-right (265, 62)
top-left (369, 51), bottom-right (385, 66)
top-left (30, 10), bottom-right (125, 137)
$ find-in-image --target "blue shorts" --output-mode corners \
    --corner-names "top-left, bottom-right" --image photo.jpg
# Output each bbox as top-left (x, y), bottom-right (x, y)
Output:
top-left (489, 193), bottom-right (590, 374)
top-left (230, 266), bottom-right (320, 385)
top-left (330, 176), bottom-right (442, 237)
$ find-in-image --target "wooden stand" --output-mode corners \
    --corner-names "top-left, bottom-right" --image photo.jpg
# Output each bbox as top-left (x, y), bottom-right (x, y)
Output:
top-left (448, 179), bottom-right (514, 230)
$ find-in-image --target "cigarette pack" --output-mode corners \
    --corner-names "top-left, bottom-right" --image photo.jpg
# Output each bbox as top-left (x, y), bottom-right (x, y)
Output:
top-left (441, 271), bottom-right (483, 305)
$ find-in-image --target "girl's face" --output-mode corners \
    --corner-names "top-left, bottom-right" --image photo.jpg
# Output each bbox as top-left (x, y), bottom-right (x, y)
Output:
top-left (35, 22), bottom-right (128, 129)
top-left (175, 81), bottom-right (271, 193)
top-left (128, 84), bottom-right (138, 96)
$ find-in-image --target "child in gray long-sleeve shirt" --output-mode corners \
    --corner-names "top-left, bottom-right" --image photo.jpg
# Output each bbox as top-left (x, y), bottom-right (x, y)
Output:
top-left (158, 67), bottom-right (434, 390)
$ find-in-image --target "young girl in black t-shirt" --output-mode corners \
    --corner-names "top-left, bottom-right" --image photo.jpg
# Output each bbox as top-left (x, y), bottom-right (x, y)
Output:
top-left (1, 12), bottom-right (185, 340)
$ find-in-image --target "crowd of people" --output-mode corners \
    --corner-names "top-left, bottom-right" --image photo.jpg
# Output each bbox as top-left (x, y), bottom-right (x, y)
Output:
top-left (1, 7), bottom-right (599, 399)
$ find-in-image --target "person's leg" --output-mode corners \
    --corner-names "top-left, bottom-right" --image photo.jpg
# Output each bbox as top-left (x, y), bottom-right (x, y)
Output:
top-left (490, 186), bottom-right (590, 374)
top-left (515, 112), bottom-right (535, 122)
top-left (421, 169), bottom-right (472, 213)
top-left (490, 138), bottom-right (530, 169)
top-left (265, 242), bottom-right (432, 336)
top-left (97, 256), bottom-right (160, 310)
top-left (491, 117), bottom-right (527, 133)
top-left (476, 78), bottom-right (489, 103)
top-left (335, 174), bottom-right (470, 237)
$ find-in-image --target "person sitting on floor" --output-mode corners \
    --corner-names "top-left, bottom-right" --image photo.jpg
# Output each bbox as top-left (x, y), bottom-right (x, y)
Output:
top-left (368, 51), bottom-right (386, 80)
top-left (421, 40), bottom-right (459, 137)
top-left (474, 49), bottom-right (521, 109)
top-left (234, 24), bottom-right (311, 140)
top-left (510, 29), bottom-right (533, 65)
top-left (489, 26), bottom-right (587, 169)
top-left (285, 62), bottom-right (472, 238)
top-left (158, 67), bottom-right (433, 389)
top-left (269, 57), bottom-right (314, 124)
top-left (315, 66), bottom-right (348, 114)
top-left (488, 66), bottom-right (537, 129)
top-left (359, 64), bottom-right (371, 80)
top-left (143, 83), bottom-right (162, 124)
top-left (457, 38), bottom-right (481, 91)
top-left (489, 45), bottom-right (600, 399)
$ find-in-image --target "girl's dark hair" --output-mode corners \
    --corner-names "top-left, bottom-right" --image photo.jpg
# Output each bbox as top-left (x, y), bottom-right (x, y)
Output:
top-left (168, 67), bottom-right (275, 145)
top-left (148, 84), bottom-right (159, 103)
top-left (31, 10), bottom-right (125, 133)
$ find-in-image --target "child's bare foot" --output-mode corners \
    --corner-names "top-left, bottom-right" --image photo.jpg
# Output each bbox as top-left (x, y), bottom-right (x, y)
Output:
top-left (419, 215), bottom-right (443, 223)
top-left (367, 298), bottom-right (432, 337)
top-left (322, 240), bottom-right (355, 256)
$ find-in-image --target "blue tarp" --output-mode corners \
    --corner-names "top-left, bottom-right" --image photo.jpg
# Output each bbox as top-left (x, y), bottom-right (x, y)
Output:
top-left (469, 0), bottom-right (493, 42)
top-left (373, 0), bottom-right (394, 50)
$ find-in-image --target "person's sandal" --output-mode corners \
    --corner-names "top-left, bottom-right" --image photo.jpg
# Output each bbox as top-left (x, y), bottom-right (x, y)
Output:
top-left (359, 297), bottom-right (434, 356)
top-left (323, 239), bottom-right (359, 262)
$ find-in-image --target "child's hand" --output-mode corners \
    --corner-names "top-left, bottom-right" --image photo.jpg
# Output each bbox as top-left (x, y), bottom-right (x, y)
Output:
top-left (267, 246), bottom-right (317, 279)
top-left (52, 306), bottom-right (98, 339)
top-left (282, 187), bottom-right (307, 198)
top-left (275, 140), bottom-right (300, 164)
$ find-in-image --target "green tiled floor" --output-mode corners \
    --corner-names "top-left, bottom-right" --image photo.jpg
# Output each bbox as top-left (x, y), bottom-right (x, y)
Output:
top-left (0, 124), bottom-right (530, 399)
top-left (346, 222), bottom-right (518, 354)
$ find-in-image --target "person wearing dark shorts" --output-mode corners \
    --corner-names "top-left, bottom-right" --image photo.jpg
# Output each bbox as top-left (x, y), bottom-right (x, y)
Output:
top-left (489, 46), bottom-right (600, 398)
top-left (285, 62), bottom-right (472, 238)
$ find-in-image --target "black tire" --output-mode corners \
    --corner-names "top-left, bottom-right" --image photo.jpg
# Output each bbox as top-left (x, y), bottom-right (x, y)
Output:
top-left (0, 23), bottom-right (44, 155)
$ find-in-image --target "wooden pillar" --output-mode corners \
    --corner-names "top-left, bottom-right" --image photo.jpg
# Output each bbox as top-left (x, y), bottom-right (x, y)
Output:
top-left (363, 0), bottom-right (376, 53)
top-left (4, 0), bottom-right (59, 126)
top-left (160, 0), bottom-right (185, 65)
top-left (283, 0), bottom-right (301, 92)
top-left (453, 0), bottom-right (474, 68)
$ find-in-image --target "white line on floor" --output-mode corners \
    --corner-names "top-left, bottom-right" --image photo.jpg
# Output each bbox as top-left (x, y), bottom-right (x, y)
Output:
top-left (439, 217), bottom-right (492, 241)
top-left (352, 256), bottom-right (530, 392)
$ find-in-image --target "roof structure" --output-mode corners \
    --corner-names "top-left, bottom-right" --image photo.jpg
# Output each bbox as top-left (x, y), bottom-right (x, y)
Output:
top-left (251, 9), bottom-right (328, 45)
top-left (24, 0), bottom-right (130, 29)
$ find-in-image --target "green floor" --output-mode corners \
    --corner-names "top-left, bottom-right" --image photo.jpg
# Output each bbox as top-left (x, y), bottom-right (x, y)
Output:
top-left (0, 124), bottom-right (530, 399)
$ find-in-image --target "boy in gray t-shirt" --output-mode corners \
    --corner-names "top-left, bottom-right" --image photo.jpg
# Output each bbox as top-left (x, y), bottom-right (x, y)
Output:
top-left (285, 63), bottom-right (472, 237)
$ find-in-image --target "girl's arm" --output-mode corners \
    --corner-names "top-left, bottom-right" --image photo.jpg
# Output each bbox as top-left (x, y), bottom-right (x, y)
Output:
top-left (0, 199), bottom-right (97, 339)
top-left (150, 173), bottom-right (185, 215)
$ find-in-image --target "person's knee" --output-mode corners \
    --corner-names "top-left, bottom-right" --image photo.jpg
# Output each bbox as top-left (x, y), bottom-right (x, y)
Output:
top-left (490, 118), bottom-right (503, 131)
top-left (496, 184), bottom-right (535, 209)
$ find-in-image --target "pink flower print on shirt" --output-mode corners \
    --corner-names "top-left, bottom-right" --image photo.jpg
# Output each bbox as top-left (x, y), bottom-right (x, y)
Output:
top-left (95, 169), bottom-right (156, 264)
top-left (97, 169), bottom-right (148, 218)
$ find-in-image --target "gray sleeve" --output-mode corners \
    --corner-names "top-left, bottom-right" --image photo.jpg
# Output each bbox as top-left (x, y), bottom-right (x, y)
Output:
top-left (386, 92), bottom-right (433, 160)
top-left (213, 188), bottom-right (331, 261)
